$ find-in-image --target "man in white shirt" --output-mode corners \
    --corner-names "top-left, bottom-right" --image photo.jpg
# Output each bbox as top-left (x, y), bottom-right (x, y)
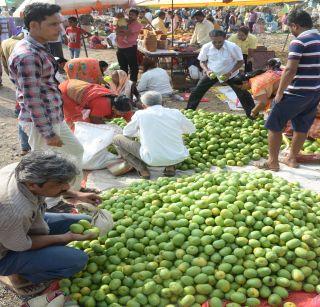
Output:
top-left (190, 10), bottom-right (214, 46)
top-left (113, 91), bottom-right (196, 179)
top-left (187, 29), bottom-right (255, 118)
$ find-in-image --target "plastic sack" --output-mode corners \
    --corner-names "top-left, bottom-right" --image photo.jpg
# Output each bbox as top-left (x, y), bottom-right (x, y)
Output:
top-left (92, 209), bottom-right (114, 236)
top-left (74, 122), bottom-right (117, 170)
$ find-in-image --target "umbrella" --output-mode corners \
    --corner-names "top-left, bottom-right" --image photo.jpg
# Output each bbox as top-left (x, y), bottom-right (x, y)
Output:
top-left (137, 0), bottom-right (301, 8)
top-left (13, 0), bottom-right (135, 17)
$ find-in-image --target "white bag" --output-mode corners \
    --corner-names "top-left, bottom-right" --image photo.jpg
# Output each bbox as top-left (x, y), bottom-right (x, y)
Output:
top-left (74, 122), bottom-right (117, 170)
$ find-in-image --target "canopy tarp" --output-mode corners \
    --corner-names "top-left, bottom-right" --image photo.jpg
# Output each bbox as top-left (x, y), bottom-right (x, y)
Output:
top-left (137, 0), bottom-right (300, 8)
top-left (13, 0), bottom-right (134, 17)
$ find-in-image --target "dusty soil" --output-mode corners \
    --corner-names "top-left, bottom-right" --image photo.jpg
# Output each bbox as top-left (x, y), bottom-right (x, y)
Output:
top-left (0, 33), bottom-right (289, 305)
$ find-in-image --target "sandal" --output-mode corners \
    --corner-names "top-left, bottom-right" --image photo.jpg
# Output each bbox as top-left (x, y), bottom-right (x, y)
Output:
top-left (279, 157), bottom-right (299, 168)
top-left (255, 160), bottom-right (280, 172)
top-left (163, 166), bottom-right (176, 177)
top-left (0, 276), bottom-right (46, 296)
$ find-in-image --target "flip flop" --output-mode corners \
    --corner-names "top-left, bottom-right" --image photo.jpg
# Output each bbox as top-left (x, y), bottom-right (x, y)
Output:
top-left (0, 276), bottom-right (46, 296)
top-left (279, 157), bottom-right (299, 168)
top-left (255, 161), bottom-right (280, 172)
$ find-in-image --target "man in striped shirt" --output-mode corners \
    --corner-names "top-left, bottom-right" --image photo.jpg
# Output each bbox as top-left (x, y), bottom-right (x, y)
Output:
top-left (259, 10), bottom-right (320, 171)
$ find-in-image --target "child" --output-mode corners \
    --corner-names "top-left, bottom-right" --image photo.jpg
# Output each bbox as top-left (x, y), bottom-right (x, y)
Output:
top-left (66, 16), bottom-right (91, 59)
top-left (55, 57), bottom-right (68, 83)
top-left (114, 12), bottom-right (128, 44)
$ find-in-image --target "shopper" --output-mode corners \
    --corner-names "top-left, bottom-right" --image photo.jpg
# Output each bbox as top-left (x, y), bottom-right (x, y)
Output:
top-left (9, 3), bottom-right (84, 190)
top-left (258, 10), bottom-right (320, 171)
top-left (116, 9), bottom-right (142, 83)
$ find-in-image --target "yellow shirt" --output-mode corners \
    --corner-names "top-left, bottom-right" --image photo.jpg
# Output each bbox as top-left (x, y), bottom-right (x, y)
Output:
top-left (228, 33), bottom-right (257, 55)
top-left (151, 17), bottom-right (167, 34)
top-left (190, 19), bottom-right (214, 46)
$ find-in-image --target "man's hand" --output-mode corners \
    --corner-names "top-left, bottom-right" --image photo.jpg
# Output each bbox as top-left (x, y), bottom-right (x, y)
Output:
top-left (223, 72), bottom-right (231, 80)
top-left (65, 231), bottom-right (96, 243)
top-left (71, 191), bottom-right (102, 205)
top-left (46, 135), bottom-right (63, 147)
top-left (274, 93), bottom-right (284, 104)
top-left (205, 70), bottom-right (213, 78)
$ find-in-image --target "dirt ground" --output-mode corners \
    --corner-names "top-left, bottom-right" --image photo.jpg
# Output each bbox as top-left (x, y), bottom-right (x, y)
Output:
top-left (0, 32), bottom-right (290, 305)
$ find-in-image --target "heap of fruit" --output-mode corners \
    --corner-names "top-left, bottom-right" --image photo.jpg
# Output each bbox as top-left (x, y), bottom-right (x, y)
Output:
top-left (107, 111), bottom-right (268, 171)
top-left (62, 170), bottom-right (320, 307)
top-left (180, 110), bottom-right (268, 171)
top-left (303, 139), bottom-right (320, 154)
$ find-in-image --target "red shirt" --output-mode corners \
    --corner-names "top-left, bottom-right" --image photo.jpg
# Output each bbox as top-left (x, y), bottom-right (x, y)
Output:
top-left (117, 21), bottom-right (143, 49)
top-left (66, 26), bottom-right (86, 49)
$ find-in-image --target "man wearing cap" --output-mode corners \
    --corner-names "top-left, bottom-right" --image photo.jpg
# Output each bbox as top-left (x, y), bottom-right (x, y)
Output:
top-left (190, 10), bottom-right (214, 46)
top-left (113, 91), bottom-right (196, 179)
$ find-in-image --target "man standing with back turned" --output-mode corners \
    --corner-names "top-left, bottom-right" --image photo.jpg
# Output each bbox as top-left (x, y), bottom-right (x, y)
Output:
top-left (258, 10), bottom-right (320, 171)
top-left (9, 3), bottom-right (84, 190)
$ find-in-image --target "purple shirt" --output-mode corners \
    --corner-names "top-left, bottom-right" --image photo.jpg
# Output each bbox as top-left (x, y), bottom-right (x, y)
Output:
top-left (9, 36), bottom-right (63, 139)
top-left (249, 12), bottom-right (258, 23)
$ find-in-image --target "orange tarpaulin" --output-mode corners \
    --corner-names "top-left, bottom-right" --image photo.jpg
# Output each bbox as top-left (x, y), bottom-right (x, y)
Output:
top-left (13, 0), bottom-right (133, 17)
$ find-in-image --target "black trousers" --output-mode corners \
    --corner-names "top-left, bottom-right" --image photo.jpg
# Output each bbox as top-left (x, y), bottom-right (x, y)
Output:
top-left (116, 45), bottom-right (139, 82)
top-left (248, 22), bottom-right (255, 33)
top-left (243, 54), bottom-right (253, 73)
top-left (186, 75), bottom-right (255, 117)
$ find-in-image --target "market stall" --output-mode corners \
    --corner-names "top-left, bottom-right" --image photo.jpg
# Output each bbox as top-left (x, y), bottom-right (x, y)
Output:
top-left (138, 29), bottom-right (200, 89)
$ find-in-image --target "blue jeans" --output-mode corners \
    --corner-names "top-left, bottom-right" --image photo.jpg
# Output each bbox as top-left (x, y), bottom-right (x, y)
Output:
top-left (69, 48), bottom-right (80, 59)
top-left (18, 124), bottom-right (31, 151)
top-left (0, 213), bottom-right (91, 284)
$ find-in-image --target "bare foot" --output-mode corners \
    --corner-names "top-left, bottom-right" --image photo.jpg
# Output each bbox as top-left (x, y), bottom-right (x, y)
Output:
top-left (163, 165), bottom-right (176, 177)
top-left (137, 169), bottom-right (151, 179)
top-left (279, 157), bottom-right (299, 168)
top-left (255, 160), bottom-right (280, 172)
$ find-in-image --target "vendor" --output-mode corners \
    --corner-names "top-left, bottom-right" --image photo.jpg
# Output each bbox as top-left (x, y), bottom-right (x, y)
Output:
top-left (59, 79), bottom-right (133, 128)
top-left (113, 91), bottom-right (196, 179)
top-left (137, 57), bottom-right (173, 97)
top-left (0, 152), bottom-right (100, 296)
top-left (151, 11), bottom-right (167, 34)
top-left (107, 70), bottom-right (139, 101)
top-left (190, 10), bottom-right (214, 47)
top-left (232, 58), bottom-right (282, 118)
top-left (187, 29), bottom-right (256, 118)
top-left (228, 26), bottom-right (257, 72)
